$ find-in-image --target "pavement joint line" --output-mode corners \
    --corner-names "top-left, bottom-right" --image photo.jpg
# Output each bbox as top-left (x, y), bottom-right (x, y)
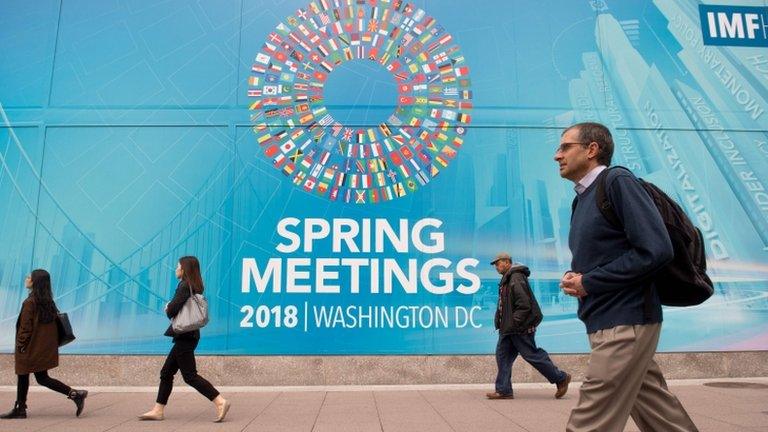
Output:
top-left (2, 377), bottom-right (766, 393)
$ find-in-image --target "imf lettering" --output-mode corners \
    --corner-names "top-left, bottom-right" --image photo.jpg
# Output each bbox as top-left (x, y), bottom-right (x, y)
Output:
top-left (700, 5), bottom-right (768, 47)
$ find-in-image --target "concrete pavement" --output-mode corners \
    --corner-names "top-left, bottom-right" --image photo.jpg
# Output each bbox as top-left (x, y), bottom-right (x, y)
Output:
top-left (0, 378), bottom-right (766, 431)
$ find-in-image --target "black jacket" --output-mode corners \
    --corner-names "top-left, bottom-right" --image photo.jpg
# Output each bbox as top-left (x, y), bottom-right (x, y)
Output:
top-left (494, 264), bottom-right (543, 335)
top-left (164, 281), bottom-right (201, 341)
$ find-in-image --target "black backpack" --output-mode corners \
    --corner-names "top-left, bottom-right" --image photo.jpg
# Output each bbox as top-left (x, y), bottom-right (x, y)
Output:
top-left (591, 166), bottom-right (714, 307)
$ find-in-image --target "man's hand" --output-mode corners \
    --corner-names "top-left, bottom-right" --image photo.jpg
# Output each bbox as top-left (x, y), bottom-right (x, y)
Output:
top-left (560, 272), bottom-right (587, 298)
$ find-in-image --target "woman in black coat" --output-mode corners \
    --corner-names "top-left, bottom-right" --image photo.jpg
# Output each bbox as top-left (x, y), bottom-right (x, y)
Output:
top-left (138, 256), bottom-right (230, 422)
top-left (1, 269), bottom-right (87, 419)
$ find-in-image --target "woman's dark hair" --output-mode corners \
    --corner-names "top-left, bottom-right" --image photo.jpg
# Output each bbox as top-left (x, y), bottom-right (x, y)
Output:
top-left (179, 256), bottom-right (204, 294)
top-left (30, 269), bottom-right (57, 324)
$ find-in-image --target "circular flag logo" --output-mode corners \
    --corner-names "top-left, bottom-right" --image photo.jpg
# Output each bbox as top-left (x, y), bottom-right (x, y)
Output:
top-left (248, 0), bottom-right (472, 204)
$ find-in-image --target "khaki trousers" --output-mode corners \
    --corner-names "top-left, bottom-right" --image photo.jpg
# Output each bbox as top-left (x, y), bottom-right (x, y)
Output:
top-left (566, 324), bottom-right (698, 432)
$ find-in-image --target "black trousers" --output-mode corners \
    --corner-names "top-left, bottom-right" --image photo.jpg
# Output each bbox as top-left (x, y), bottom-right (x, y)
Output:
top-left (157, 338), bottom-right (219, 404)
top-left (17, 371), bottom-right (72, 403)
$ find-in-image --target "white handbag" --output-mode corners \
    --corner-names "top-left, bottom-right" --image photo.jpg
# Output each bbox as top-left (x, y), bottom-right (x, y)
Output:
top-left (171, 284), bottom-right (209, 333)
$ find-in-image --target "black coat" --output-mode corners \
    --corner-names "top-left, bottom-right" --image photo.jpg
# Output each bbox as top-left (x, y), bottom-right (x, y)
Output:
top-left (494, 264), bottom-right (543, 335)
top-left (164, 281), bottom-right (202, 341)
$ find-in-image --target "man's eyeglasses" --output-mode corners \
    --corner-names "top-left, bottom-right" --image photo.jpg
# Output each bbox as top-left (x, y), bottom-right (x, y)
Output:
top-left (555, 142), bottom-right (590, 153)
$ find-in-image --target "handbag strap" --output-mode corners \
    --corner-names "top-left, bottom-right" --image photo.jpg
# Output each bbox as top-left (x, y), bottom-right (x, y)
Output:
top-left (186, 282), bottom-right (205, 313)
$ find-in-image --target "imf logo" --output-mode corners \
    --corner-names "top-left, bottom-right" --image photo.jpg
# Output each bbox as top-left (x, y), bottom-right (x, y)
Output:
top-left (700, 5), bottom-right (768, 47)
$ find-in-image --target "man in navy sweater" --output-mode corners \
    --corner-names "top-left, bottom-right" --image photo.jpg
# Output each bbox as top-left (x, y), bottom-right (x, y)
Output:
top-left (556, 122), bottom-right (697, 432)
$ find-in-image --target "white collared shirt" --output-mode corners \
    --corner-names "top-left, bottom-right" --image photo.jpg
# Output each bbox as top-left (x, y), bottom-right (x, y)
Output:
top-left (574, 165), bottom-right (608, 195)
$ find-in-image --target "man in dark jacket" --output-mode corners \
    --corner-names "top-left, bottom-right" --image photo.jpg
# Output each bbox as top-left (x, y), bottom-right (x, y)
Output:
top-left (486, 252), bottom-right (571, 400)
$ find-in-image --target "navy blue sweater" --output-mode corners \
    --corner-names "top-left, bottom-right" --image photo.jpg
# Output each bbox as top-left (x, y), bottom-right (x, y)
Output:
top-left (569, 168), bottom-right (673, 333)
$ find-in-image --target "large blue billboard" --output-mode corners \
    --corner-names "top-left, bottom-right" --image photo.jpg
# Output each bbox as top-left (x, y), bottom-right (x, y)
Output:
top-left (0, 0), bottom-right (767, 355)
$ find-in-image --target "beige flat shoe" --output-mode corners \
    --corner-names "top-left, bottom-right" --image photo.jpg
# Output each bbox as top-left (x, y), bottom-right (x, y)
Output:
top-left (138, 411), bottom-right (164, 421)
top-left (214, 400), bottom-right (230, 423)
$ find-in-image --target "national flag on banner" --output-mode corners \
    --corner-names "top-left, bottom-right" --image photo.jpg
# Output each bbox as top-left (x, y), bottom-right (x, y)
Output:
top-left (290, 129), bottom-right (305, 141)
top-left (457, 113), bottom-right (470, 123)
top-left (317, 182), bottom-right (328, 194)
top-left (255, 53), bottom-right (270, 64)
top-left (336, 172), bottom-right (346, 187)
top-left (382, 186), bottom-right (393, 201)
top-left (282, 163), bottom-right (295, 176)
top-left (292, 171), bottom-right (305, 186)
top-left (421, 63), bottom-right (437, 74)
top-left (425, 140), bottom-right (438, 153)
top-left (280, 140), bottom-right (296, 153)
top-left (416, 170), bottom-right (429, 186)
top-left (442, 145), bottom-right (457, 159)
top-left (310, 163), bottom-right (323, 178)
top-left (371, 142), bottom-right (383, 157)
top-left (290, 49), bottom-right (304, 62)
top-left (264, 145), bottom-right (279, 157)
top-left (273, 153), bottom-right (285, 167)
top-left (369, 189), bottom-right (379, 203)
top-left (323, 168), bottom-right (335, 181)
top-left (382, 138), bottom-right (394, 152)
top-left (394, 183), bottom-right (406, 197)
top-left (376, 171), bottom-right (386, 186)
top-left (389, 151), bottom-right (403, 165)
top-left (257, 133), bottom-right (271, 145)
top-left (329, 187), bottom-right (339, 201)
top-left (289, 149), bottom-right (303, 162)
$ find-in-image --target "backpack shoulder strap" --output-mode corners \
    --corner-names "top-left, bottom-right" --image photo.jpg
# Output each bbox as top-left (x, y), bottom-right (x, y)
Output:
top-left (596, 166), bottom-right (631, 229)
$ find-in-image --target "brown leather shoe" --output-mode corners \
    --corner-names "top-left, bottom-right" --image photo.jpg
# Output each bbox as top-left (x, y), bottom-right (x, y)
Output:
top-left (555, 373), bottom-right (571, 399)
top-left (486, 392), bottom-right (514, 400)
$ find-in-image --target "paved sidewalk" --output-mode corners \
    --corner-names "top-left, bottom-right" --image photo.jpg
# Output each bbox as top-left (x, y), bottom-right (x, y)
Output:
top-left (0, 378), bottom-right (766, 431)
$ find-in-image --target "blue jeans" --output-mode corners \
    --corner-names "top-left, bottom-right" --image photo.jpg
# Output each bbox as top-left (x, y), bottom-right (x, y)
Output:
top-left (495, 332), bottom-right (566, 395)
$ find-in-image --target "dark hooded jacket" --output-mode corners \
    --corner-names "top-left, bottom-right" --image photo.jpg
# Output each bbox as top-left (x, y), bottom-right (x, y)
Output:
top-left (494, 264), bottom-right (543, 335)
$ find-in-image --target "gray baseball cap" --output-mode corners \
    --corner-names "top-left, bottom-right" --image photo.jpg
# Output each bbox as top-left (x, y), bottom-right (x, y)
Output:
top-left (490, 252), bottom-right (512, 265)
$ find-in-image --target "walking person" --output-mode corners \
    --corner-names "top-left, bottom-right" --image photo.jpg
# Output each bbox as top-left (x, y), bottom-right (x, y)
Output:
top-left (139, 256), bottom-right (230, 422)
top-left (486, 252), bottom-right (571, 400)
top-left (556, 122), bottom-right (698, 431)
top-left (1, 269), bottom-right (88, 419)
